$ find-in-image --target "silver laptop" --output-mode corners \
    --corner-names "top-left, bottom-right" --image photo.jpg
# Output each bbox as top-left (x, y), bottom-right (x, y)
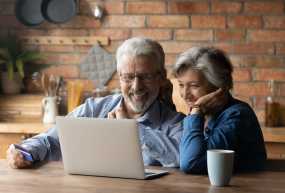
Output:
top-left (56, 116), bottom-right (170, 179)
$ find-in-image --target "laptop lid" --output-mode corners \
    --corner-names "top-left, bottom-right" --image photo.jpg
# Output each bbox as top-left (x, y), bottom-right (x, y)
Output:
top-left (56, 116), bottom-right (148, 179)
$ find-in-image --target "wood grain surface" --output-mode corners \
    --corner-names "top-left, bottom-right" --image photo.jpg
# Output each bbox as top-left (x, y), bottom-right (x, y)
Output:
top-left (0, 159), bottom-right (284, 193)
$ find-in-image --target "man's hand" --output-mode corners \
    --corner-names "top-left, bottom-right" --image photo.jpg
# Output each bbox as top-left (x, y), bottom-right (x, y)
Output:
top-left (6, 144), bottom-right (31, 169)
top-left (157, 79), bottom-right (174, 109)
top-left (108, 107), bottom-right (128, 119)
top-left (195, 88), bottom-right (228, 115)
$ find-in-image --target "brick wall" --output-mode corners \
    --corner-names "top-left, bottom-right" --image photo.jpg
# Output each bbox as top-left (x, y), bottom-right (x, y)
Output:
top-left (0, 0), bottom-right (284, 125)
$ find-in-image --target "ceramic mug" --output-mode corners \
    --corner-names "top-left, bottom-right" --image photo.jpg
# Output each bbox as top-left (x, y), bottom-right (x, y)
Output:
top-left (42, 97), bottom-right (59, 123)
top-left (207, 149), bottom-right (235, 187)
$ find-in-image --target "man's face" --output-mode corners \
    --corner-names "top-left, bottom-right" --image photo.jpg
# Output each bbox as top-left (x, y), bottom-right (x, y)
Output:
top-left (120, 54), bottom-right (165, 112)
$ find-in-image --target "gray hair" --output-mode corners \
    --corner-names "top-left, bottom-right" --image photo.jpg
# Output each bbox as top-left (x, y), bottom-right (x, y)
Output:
top-left (116, 37), bottom-right (165, 72)
top-left (172, 46), bottom-right (233, 89)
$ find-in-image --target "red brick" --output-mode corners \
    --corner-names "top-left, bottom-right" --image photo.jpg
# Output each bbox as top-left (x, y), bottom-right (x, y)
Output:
top-left (11, 29), bottom-right (47, 36)
top-left (40, 45), bottom-right (75, 53)
top-left (149, 16), bottom-right (189, 28)
top-left (176, 30), bottom-right (213, 41)
top-left (276, 44), bottom-right (285, 55)
top-left (50, 29), bottom-right (88, 36)
top-left (90, 29), bottom-right (130, 40)
top-left (216, 30), bottom-right (245, 41)
top-left (2, 3), bottom-right (14, 14)
top-left (254, 110), bottom-right (265, 123)
top-left (41, 65), bottom-right (79, 78)
top-left (228, 15), bottom-right (262, 28)
top-left (213, 2), bottom-right (242, 13)
top-left (20, 44), bottom-right (38, 51)
top-left (245, 2), bottom-right (284, 14)
top-left (233, 69), bottom-right (252, 82)
top-left (233, 43), bottom-right (274, 54)
top-left (78, 41), bottom-right (115, 53)
top-left (0, 29), bottom-right (8, 38)
top-left (256, 97), bottom-right (266, 109)
top-left (127, 2), bottom-right (166, 14)
top-left (40, 54), bottom-right (58, 64)
top-left (234, 96), bottom-right (252, 107)
top-left (169, 2), bottom-right (210, 14)
top-left (0, 16), bottom-right (19, 27)
top-left (254, 69), bottom-right (285, 82)
top-left (264, 16), bottom-right (285, 29)
top-left (280, 84), bottom-right (285, 97)
top-left (133, 29), bottom-right (172, 40)
top-left (200, 43), bottom-right (231, 54)
top-left (60, 54), bottom-right (85, 64)
top-left (104, 0), bottom-right (139, 1)
top-left (192, 16), bottom-right (226, 28)
top-left (160, 42), bottom-right (197, 54)
top-left (38, 22), bottom-right (58, 29)
top-left (229, 55), bottom-right (241, 67)
top-left (61, 16), bottom-right (100, 28)
top-left (116, 41), bottom-right (124, 51)
top-left (86, 2), bottom-right (124, 14)
top-left (167, 68), bottom-right (173, 79)
top-left (234, 83), bottom-right (270, 96)
top-left (243, 56), bottom-right (283, 68)
top-left (110, 71), bottom-right (119, 79)
top-left (165, 55), bottom-right (178, 67)
top-left (249, 30), bottom-right (285, 42)
top-left (104, 15), bottom-right (145, 28)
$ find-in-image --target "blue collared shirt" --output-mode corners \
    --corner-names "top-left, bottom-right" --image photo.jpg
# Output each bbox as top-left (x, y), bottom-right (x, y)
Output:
top-left (180, 93), bottom-right (267, 174)
top-left (21, 94), bottom-right (186, 167)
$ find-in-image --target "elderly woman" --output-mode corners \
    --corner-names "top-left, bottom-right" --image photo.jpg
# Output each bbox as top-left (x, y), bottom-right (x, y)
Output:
top-left (172, 47), bottom-right (267, 174)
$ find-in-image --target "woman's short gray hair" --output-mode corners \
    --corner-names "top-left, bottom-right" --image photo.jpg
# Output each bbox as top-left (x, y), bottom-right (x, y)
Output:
top-left (116, 37), bottom-right (165, 72)
top-left (172, 46), bottom-right (233, 89)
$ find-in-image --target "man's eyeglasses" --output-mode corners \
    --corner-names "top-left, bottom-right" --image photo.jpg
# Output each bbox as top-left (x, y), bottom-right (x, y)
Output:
top-left (119, 71), bottom-right (161, 83)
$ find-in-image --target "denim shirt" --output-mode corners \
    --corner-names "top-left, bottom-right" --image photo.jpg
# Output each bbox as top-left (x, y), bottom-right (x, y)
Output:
top-left (180, 93), bottom-right (267, 174)
top-left (21, 94), bottom-right (186, 167)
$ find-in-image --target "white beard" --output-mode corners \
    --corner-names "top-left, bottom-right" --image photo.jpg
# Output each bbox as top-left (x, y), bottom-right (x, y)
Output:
top-left (123, 87), bottom-right (157, 112)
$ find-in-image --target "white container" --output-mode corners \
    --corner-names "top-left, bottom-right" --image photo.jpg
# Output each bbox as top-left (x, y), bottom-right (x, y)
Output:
top-left (207, 149), bottom-right (234, 187)
top-left (42, 97), bottom-right (59, 123)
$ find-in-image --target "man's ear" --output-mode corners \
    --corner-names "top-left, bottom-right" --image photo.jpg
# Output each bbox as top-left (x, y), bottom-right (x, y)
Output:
top-left (159, 69), bottom-right (167, 87)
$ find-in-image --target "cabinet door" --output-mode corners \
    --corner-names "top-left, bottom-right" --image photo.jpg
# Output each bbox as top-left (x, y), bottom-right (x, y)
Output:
top-left (0, 133), bottom-right (30, 159)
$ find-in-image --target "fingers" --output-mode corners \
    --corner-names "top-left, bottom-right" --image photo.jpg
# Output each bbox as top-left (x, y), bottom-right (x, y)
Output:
top-left (6, 144), bottom-right (31, 169)
top-left (108, 111), bottom-right (116, 119)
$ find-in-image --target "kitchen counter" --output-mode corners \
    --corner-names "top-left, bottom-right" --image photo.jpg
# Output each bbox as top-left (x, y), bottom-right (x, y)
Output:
top-left (261, 126), bottom-right (285, 143)
top-left (0, 122), bottom-right (53, 134)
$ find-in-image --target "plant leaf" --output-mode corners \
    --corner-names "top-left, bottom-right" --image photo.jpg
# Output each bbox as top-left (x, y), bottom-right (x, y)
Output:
top-left (0, 59), bottom-right (6, 65)
top-left (5, 59), bottom-right (14, 80)
top-left (16, 59), bottom-right (24, 78)
top-left (22, 52), bottom-right (46, 64)
top-left (0, 48), bottom-right (11, 60)
top-left (24, 63), bottom-right (50, 74)
top-left (13, 75), bottom-right (25, 89)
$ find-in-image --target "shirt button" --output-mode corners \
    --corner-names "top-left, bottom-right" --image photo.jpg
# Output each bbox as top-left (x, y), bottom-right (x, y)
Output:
top-left (205, 128), bottom-right (209, 132)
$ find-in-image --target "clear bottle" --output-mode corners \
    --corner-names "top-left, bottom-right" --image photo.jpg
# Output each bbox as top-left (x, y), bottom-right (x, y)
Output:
top-left (265, 79), bottom-right (279, 127)
top-left (92, 86), bottom-right (109, 98)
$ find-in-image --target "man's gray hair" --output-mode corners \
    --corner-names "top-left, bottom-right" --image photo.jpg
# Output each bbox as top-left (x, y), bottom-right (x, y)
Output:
top-left (116, 37), bottom-right (165, 72)
top-left (172, 46), bottom-right (233, 89)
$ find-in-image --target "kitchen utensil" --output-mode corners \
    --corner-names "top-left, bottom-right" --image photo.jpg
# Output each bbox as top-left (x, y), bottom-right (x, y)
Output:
top-left (48, 75), bottom-right (59, 97)
top-left (32, 72), bottom-right (42, 87)
top-left (93, 3), bottom-right (103, 20)
top-left (41, 73), bottom-right (49, 97)
top-left (15, 0), bottom-right (45, 27)
top-left (42, 96), bottom-right (59, 123)
top-left (55, 76), bottom-right (63, 97)
top-left (41, 0), bottom-right (79, 24)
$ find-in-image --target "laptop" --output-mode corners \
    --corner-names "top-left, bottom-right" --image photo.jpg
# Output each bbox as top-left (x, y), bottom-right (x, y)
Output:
top-left (56, 116), bottom-right (170, 179)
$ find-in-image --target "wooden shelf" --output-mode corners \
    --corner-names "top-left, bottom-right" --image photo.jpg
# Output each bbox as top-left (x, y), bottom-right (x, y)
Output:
top-left (0, 122), bottom-right (52, 134)
top-left (19, 36), bottom-right (109, 46)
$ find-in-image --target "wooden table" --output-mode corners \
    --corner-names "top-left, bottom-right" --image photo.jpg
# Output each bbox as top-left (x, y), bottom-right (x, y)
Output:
top-left (0, 159), bottom-right (284, 192)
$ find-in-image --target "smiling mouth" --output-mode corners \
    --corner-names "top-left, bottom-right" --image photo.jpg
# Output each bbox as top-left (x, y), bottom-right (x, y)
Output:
top-left (187, 101), bottom-right (196, 107)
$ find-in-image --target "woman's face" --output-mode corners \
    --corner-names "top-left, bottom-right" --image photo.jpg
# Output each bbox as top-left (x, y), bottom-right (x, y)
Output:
top-left (178, 68), bottom-right (217, 109)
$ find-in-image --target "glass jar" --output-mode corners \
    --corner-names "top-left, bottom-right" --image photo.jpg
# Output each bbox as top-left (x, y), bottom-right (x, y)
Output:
top-left (110, 86), bottom-right (122, 95)
top-left (92, 86), bottom-right (109, 98)
top-left (265, 79), bottom-right (279, 127)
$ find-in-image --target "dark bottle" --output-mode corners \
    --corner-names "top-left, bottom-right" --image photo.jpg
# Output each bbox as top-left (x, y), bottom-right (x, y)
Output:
top-left (265, 79), bottom-right (279, 127)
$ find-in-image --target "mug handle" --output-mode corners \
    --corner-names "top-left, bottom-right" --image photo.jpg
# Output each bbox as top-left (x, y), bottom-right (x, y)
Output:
top-left (42, 98), bottom-right (49, 113)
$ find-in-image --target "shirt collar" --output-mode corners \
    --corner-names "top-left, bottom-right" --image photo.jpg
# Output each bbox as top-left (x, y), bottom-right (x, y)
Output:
top-left (136, 99), bottom-right (161, 126)
top-left (206, 92), bottom-right (233, 130)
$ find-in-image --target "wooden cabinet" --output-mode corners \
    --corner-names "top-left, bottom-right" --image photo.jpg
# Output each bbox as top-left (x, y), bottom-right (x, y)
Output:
top-left (0, 123), bottom-right (52, 159)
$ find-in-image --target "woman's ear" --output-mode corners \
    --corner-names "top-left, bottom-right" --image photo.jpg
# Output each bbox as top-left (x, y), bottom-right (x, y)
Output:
top-left (159, 69), bottom-right (167, 87)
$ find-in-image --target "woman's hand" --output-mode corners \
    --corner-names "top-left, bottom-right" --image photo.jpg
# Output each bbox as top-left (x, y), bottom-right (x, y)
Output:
top-left (157, 79), bottom-right (174, 109)
top-left (195, 88), bottom-right (228, 116)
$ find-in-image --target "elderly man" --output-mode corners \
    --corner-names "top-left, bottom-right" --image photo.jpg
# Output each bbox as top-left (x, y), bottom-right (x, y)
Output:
top-left (7, 37), bottom-right (186, 168)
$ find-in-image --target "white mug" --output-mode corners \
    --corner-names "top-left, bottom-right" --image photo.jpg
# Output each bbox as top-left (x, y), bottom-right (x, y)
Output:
top-left (207, 149), bottom-right (235, 187)
top-left (42, 97), bottom-right (59, 123)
